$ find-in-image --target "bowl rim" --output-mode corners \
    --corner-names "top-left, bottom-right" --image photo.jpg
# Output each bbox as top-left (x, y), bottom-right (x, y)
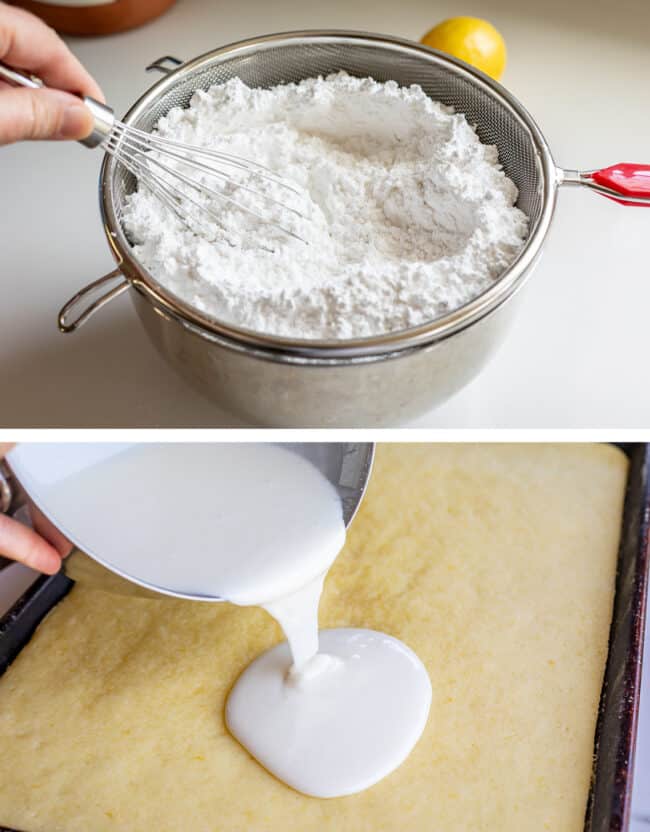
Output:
top-left (100, 28), bottom-right (558, 360)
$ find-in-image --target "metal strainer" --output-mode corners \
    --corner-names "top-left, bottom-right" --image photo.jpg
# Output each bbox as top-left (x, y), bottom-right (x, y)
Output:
top-left (58, 31), bottom-right (650, 426)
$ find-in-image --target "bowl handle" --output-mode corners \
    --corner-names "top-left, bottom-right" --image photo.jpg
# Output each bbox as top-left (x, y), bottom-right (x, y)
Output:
top-left (145, 55), bottom-right (183, 75)
top-left (58, 268), bottom-right (130, 334)
top-left (559, 164), bottom-right (650, 206)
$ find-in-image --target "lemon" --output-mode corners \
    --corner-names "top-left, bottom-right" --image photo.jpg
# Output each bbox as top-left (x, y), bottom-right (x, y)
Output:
top-left (420, 17), bottom-right (506, 80)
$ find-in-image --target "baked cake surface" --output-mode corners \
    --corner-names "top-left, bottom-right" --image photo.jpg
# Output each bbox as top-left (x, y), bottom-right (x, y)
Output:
top-left (0, 444), bottom-right (628, 832)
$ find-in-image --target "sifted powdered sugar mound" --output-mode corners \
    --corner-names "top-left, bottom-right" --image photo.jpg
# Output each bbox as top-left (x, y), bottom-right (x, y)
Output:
top-left (122, 72), bottom-right (528, 340)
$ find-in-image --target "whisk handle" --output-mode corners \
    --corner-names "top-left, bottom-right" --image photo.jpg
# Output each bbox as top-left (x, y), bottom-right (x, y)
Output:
top-left (0, 62), bottom-right (42, 89)
top-left (80, 96), bottom-right (115, 149)
top-left (0, 60), bottom-right (114, 149)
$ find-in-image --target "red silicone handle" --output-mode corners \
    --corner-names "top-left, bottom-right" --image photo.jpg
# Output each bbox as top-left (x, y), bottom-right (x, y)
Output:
top-left (591, 163), bottom-right (650, 207)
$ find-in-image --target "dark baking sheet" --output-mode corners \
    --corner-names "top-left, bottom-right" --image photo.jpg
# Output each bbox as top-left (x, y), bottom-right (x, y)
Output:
top-left (0, 573), bottom-right (72, 679)
top-left (0, 444), bottom-right (648, 832)
top-left (585, 443), bottom-right (649, 832)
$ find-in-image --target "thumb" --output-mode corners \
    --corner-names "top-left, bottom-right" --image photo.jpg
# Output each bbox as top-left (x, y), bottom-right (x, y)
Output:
top-left (0, 87), bottom-right (94, 145)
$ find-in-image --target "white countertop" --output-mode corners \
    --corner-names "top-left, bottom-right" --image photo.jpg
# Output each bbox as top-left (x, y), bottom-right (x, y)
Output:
top-left (1, 0), bottom-right (649, 428)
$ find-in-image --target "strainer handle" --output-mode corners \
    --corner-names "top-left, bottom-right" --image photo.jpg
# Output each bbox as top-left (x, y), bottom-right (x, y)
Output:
top-left (58, 268), bottom-right (130, 333)
top-left (145, 55), bottom-right (183, 75)
top-left (561, 164), bottom-right (650, 206)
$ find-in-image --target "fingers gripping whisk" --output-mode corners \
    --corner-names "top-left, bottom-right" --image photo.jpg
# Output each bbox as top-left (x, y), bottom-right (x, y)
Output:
top-left (0, 61), bottom-right (312, 244)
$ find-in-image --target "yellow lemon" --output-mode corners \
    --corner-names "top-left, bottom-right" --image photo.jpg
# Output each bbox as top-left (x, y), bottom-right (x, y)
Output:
top-left (420, 17), bottom-right (506, 80)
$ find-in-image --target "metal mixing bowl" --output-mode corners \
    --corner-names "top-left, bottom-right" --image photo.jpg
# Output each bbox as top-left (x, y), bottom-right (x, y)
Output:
top-left (60, 30), bottom-right (558, 426)
top-left (1, 442), bottom-right (374, 600)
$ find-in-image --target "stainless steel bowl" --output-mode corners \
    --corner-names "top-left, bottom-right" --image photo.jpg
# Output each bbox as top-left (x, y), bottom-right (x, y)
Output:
top-left (59, 30), bottom-right (627, 426)
top-left (0, 442), bottom-right (374, 600)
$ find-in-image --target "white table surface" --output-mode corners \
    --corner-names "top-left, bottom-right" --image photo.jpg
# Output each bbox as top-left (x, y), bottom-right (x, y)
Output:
top-left (1, 0), bottom-right (649, 428)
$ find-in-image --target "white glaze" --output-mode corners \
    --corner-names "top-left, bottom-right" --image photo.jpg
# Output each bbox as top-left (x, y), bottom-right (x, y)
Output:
top-left (226, 628), bottom-right (432, 798)
top-left (262, 575), bottom-right (326, 670)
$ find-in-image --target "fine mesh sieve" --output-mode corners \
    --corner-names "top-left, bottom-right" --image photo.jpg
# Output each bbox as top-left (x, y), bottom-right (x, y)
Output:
top-left (55, 31), bottom-right (649, 424)
top-left (109, 38), bottom-right (547, 226)
top-left (95, 30), bottom-right (557, 356)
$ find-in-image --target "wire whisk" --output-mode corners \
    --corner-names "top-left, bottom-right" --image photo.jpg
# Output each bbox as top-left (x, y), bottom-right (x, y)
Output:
top-left (0, 61), bottom-right (311, 243)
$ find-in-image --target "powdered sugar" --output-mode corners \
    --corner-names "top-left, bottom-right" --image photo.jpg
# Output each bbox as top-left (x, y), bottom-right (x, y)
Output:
top-left (122, 72), bottom-right (528, 339)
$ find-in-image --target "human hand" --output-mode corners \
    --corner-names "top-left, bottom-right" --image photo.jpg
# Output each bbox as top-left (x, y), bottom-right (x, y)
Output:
top-left (0, 2), bottom-right (104, 145)
top-left (0, 443), bottom-right (70, 573)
